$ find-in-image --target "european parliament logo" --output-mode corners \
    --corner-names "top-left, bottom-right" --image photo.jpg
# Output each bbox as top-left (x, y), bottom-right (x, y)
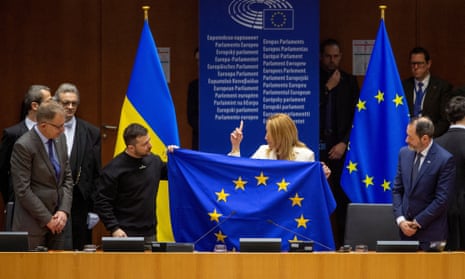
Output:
top-left (263, 9), bottom-right (294, 30)
top-left (228, 0), bottom-right (295, 30)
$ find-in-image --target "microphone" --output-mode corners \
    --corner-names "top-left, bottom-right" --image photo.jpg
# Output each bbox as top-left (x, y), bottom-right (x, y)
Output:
top-left (193, 210), bottom-right (236, 246)
top-left (267, 219), bottom-right (333, 251)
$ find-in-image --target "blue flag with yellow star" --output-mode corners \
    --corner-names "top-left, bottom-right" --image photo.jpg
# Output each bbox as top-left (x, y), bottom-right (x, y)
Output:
top-left (340, 19), bottom-right (409, 203)
top-left (168, 149), bottom-right (336, 251)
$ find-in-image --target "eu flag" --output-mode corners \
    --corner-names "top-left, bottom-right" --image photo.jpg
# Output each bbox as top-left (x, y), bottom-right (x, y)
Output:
top-left (168, 149), bottom-right (336, 252)
top-left (114, 19), bottom-right (179, 241)
top-left (340, 19), bottom-right (409, 203)
top-left (263, 9), bottom-right (294, 30)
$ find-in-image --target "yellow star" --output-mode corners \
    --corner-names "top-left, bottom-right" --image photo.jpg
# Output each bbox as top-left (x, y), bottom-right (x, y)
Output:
top-left (255, 171), bottom-right (269, 186)
top-left (276, 178), bottom-right (290, 192)
top-left (215, 188), bottom-right (230, 202)
top-left (295, 214), bottom-right (310, 229)
top-left (381, 179), bottom-right (391, 191)
top-left (374, 90), bottom-right (384, 103)
top-left (208, 208), bottom-right (222, 223)
top-left (346, 160), bottom-right (358, 174)
top-left (233, 176), bottom-right (247, 190)
top-left (215, 230), bottom-right (227, 243)
top-left (356, 99), bottom-right (367, 112)
top-left (393, 93), bottom-right (404, 107)
top-left (289, 193), bottom-right (304, 207)
top-left (289, 235), bottom-right (300, 243)
top-left (363, 174), bottom-right (374, 188)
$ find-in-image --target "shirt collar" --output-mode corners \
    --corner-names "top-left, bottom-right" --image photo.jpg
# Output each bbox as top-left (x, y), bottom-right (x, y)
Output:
top-left (24, 117), bottom-right (36, 130)
top-left (33, 125), bottom-right (50, 145)
top-left (416, 74), bottom-right (431, 89)
top-left (419, 140), bottom-right (433, 157)
top-left (65, 116), bottom-right (76, 129)
top-left (450, 124), bottom-right (465, 130)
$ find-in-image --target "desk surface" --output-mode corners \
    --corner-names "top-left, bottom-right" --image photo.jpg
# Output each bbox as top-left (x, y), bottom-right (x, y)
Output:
top-left (0, 251), bottom-right (463, 279)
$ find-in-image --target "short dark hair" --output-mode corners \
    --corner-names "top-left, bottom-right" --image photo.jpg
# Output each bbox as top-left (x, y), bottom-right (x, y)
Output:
top-left (320, 38), bottom-right (340, 54)
top-left (24, 85), bottom-right (50, 110)
top-left (123, 123), bottom-right (148, 146)
top-left (409, 47), bottom-right (431, 62)
top-left (410, 116), bottom-right (434, 138)
top-left (445, 96), bottom-right (465, 124)
top-left (36, 100), bottom-right (65, 123)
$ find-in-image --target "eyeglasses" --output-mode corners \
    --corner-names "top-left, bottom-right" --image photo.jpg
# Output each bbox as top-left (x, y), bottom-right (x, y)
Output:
top-left (44, 122), bottom-right (65, 130)
top-left (60, 101), bottom-right (79, 107)
top-left (410, 61), bottom-right (426, 67)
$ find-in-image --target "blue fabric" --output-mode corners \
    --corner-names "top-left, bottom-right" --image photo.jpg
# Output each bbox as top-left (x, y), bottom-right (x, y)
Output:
top-left (168, 149), bottom-right (336, 252)
top-left (340, 19), bottom-right (410, 203)
top-left (47, 140), bottom-right (60, 181)
top-left (125, 20), bottom-right (179, 146)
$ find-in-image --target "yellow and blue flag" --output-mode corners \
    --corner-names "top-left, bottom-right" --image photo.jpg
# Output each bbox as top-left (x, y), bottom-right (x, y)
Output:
top-left (114, 19), bottom-right (179, 240)
top-left (168, 149), bottom-right (336, 251)
top-left (340, 19), bottom-right (409, 203)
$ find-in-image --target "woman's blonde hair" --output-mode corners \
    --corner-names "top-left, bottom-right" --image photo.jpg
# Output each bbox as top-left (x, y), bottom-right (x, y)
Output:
top-left (266, 113), bottom-right (306, 160)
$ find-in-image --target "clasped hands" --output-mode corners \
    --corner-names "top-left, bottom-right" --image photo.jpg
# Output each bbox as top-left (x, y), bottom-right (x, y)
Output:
top-left (399, 220), bottom-right (420, 237)
top-left (46, 210), bottom-right (67, 234)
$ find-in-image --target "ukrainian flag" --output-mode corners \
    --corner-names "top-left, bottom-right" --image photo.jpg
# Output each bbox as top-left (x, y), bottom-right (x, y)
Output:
top-left (114, 19), bottom-right (179, 241)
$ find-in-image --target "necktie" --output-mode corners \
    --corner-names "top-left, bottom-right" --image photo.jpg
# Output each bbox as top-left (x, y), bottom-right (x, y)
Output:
top-left (47, 139), bottom-right (61, 181)
top-left (411, 152), bottom-right (422, 182)
top-left (413, 82), bottom-right (424, 116)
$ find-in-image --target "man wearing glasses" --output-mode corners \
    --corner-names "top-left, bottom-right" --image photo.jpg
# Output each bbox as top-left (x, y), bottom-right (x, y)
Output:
top-left (54, 83), bottom-right (101, 250)
top-left (402, 47), bottom-right (453, 137)
top-left (10, 100), bottom-right (74, 250)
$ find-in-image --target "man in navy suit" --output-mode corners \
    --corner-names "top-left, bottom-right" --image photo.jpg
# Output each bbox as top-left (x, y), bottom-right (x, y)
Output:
top-left (392, 117), bottom-right (455, 250)
top-left (402, 47), bottom-right (452, 137)
top-left (436, 96), bottom-right (465, 250)
top-left (0, 85), bottom-right (51, 204)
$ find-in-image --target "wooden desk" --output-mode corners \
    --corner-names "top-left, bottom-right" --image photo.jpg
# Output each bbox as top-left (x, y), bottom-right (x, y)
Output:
top-left (0, 252), bottom-right (463, 279)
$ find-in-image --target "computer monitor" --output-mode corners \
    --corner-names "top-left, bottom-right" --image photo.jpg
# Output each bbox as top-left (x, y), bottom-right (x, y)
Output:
top-left (376, 240), bottom-right (419, 252)
top-left (0, 231), bottom-right (29, 252)
top-left (239, 238), bottom-right (281, 252)
top-left (101, 237), bottom-right (145, 252)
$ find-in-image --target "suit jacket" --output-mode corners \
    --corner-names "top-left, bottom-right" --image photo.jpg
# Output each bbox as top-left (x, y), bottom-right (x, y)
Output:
top-left (436, 127), bottom-right (465, 250)
top-left (319, 68), bottom-right (360, 147)
top-left (392, 142), bottom-right (455, 245)
top-left (69, 118), bottom-right (101, 203)
top-left (0, 121), bottom-right (28, 202)
top-left (403, 76), bottom-right (452, 137)
top-left (10, 129), bottom-right (73, 235)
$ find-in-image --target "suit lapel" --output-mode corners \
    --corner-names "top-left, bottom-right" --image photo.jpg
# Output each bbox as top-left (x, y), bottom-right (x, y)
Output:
top-left (70, 120), bottom-right (86, 178)
top-left (410, 143), bottom-right (437, 193)
top-left (31, 130), bottom-right (57, 182)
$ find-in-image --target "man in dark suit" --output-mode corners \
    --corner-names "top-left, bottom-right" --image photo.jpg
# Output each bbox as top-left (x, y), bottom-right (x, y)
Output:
top-left (402, 47), bottom-right (453, 137)
top-left (11, 100), bottom-right (74, 249)
top-left (392, 117), bottom-right (455, 251)
top-left (54, 83), bottom-right (101, 250)
top-left (436, 96), bottom-right (465, 250)
top-left (0, 85), bottom-right (51, 204)
top-left (319, 38), bottom-right (359, 247)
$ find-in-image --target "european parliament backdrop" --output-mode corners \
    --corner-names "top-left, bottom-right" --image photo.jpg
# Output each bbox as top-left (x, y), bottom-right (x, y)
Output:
top-left (199, 0), bottom-right (320, 157)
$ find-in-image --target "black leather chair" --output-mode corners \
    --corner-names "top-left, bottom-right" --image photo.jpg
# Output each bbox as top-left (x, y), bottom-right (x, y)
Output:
top-left (344, 203), bottom-right (400, 251)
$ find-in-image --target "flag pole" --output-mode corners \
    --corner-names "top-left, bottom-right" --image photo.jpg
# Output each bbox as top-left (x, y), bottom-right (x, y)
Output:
top-left (142, 5), bottom-right (150, 20)
top-left (379, 5), bottom-right (387, 20)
